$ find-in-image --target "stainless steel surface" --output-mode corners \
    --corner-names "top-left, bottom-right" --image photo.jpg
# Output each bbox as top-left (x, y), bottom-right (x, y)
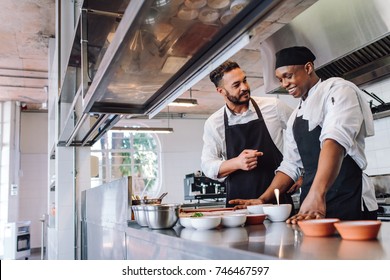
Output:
top-left (126, 220), bottom-right (390, 260)
top-left (81, 177), bottom-right (130, 260)
top-left (261, 0), bottom-right (390, 94)
top-left (132, 205), bottom-right (149, 227)
top-left (144, 204), bottom-right (180, 229)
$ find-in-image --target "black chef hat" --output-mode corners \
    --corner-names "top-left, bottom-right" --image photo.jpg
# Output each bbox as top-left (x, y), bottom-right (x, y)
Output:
top-left (275, 46), bottom-right (316, 69)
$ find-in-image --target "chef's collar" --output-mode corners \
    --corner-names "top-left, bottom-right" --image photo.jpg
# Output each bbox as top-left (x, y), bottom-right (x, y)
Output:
top-left (225, 101), bottom-right (253, 117)
top-left (303, 79), bottom-right (322, 102)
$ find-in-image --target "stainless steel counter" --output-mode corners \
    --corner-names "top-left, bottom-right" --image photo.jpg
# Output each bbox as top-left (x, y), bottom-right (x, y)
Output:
top-left (126, 220), bottom-right (390, 260)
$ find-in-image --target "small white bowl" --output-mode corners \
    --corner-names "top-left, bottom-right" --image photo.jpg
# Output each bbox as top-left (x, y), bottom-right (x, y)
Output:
top-left (262, 204), bottom-right (292, 222)
top-left (246, 204), bottom-right (272, 214)
top-left (179, 217), bottom-right (193, 228)
top-left (221, 214), bottom-right (247, 227)
top-left (191, 216), bottom-right (221, 230)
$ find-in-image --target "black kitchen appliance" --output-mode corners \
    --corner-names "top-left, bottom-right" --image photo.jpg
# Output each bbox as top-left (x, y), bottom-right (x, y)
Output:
top-left (183, 172), bottom-right (226, 201)
top-left (371, 174), bottom-right (390, 221)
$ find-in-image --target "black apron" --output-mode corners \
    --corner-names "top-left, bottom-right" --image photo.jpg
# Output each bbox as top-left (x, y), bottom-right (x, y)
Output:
top-left (225, 98), bottom-right (292, 207)
top-left (293, 115), bottom-right (375, 220)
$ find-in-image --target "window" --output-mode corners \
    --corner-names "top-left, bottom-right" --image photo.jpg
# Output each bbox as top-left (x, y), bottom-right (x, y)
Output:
top-left (91, 130), bottom-right (161, 197)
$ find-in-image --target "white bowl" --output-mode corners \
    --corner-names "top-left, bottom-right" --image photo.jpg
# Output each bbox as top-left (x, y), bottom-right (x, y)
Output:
top-left (221, 214), bottom-right (247, 227)
top-left (246, 204), bottom-right (272, 214)
top-left (191, 216), bottom-right (221, 230)
top-left (262, 204), bottom-right (292, 222)
top-left (179, 217), bottom-right (193, 228)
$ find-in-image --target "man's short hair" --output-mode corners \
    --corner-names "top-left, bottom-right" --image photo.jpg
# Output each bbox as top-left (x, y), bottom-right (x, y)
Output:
top-left (209, 60), bottom-right (240, 87)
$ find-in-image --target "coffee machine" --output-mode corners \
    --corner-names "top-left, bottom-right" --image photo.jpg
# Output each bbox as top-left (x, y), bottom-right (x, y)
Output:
top-left (183, 171), bottom-right (226, 201)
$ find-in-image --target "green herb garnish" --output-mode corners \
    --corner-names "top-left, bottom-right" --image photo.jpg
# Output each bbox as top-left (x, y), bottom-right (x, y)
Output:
top-left (191, 212), bottom-right (204, 217)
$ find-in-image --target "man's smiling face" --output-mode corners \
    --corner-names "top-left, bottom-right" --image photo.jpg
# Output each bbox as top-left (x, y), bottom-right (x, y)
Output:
top-left (275, 64), bottom-right (313, 99)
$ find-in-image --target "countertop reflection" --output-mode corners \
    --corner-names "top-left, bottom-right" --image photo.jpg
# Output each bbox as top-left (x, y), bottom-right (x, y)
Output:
top-left (127, 220), bottom-right (390, 260)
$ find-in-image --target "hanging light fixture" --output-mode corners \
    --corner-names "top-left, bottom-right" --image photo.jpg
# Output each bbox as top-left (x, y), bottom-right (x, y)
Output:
top-left (169, 88), bottom-right (198, 107)
top-left (111, 126), bottom-right (173, 133)
top-left (114, 107), bottom-right (174, 134)
top-left (113, 127), bottom-right (173, 133)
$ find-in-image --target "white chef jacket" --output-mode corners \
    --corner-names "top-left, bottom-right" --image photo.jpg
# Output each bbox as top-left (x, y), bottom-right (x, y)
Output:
top-left (201, 96), bottom-right (293, 182)
top-left (277, 78), bottom-right (378, 211)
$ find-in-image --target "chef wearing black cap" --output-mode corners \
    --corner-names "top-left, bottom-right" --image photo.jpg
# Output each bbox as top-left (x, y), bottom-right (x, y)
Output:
top-left (230, 46), bottom-right (378, 223)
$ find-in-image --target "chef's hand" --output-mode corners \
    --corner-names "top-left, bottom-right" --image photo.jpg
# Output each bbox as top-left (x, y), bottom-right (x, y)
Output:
top-left (229, 198), bottom-right (265, 210)
top-left (287, 175), bottom-right (303, 194)
top-left (286, 191), bottom-right (326, 224)
top-left (236, 150), bottom-right (263, 171)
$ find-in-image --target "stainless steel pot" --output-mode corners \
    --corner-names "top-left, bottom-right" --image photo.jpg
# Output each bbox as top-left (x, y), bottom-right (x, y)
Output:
top-left (144, 204), bottom-right (180, 229)
top-left (131, 205), bottom-right (148, 227)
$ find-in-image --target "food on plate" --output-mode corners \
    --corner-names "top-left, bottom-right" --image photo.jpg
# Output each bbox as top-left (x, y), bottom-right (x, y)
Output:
top-left (198, 8), bottom-right (220, 23)
top-left (191, 212), bottom-right (204, 217)
top-left (184, 0), bottom-right (207, 9)
top-left (220, 10), bottom-right (235, 25)
top-left (208, 0), bottom-right (230, 9)
top-left (230, 0), bottom-right (248, 14)
top-left (177, 6), bottom-right (199, 20)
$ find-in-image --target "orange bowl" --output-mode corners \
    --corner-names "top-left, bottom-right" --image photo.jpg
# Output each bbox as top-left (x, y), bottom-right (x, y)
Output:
top-left (334, 220), bottom-right (382, 241)
top-left (245, 214), bottom-right (267, 225)
top-left (297, 218), bottom-right (340, 237)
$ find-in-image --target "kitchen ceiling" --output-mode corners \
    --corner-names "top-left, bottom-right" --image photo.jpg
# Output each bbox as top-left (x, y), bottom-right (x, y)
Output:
top-left (1, 0), bottom-right (388, 118)
top-left (0, 0), bottom-right (319, 115)
top-left (0, 0), bottom-right (55, 110)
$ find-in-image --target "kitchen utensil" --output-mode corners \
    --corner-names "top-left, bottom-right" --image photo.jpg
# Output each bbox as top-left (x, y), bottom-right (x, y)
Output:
top-left (131, 205), bottom-right (149, 227)
top-left (334, 220), bottom-right (382, 240)
top-left (158, 192), bottom-right (168, 200)
top-left (132, 198), bottom-right (162, 205)
top-left (298, 218), bottom-right (340, 237)
top-left (274, 189), bottom-right (280, 205)
top-left (144, 204), bottom-right (180, 229)
top-left (262, 204), bottom-right (292, 222)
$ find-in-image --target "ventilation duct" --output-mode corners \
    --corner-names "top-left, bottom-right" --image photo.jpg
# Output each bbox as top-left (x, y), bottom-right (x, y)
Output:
top-left (260, 0), bottom-right (390, 94)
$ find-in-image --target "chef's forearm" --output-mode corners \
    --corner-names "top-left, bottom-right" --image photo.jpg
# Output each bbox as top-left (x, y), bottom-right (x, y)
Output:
top-left (217, 158), bottom-right (239, 178)
top-left (259, 171), bottom-right (294, 202)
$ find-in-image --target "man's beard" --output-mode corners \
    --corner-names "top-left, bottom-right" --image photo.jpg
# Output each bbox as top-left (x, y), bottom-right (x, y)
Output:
top-left (226, 89), bottom-right (251, 105)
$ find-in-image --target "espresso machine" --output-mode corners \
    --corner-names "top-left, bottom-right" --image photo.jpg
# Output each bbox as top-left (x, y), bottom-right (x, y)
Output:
top-left (183, 171), bottom-right (226, 201)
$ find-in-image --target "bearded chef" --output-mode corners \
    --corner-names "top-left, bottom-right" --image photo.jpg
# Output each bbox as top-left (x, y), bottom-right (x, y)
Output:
top-left (230, 46), bottom-right (378, 223)
top-left (201, 60), bottom-right (297, 207)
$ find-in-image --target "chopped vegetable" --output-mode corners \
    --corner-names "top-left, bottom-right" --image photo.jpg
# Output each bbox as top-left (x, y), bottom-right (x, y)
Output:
top-left (191, 212), bottom-right (204, 217)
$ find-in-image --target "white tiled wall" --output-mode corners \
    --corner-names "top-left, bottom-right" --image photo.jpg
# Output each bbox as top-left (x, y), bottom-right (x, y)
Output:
top-left (363, 79), bottom-right (390, 175)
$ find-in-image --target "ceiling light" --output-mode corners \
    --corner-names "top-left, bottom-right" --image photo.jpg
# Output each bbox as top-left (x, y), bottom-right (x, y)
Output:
top-left (113, 126), bottom-right (173, 134)
top-left (169, 98), bottom-right (198, 107)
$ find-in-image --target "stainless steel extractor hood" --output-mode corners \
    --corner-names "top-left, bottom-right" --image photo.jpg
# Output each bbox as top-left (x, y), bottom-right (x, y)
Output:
top-left (59, 0), bottom-right (319, 147)
top-left (82, 0), bottom-right (285, 117)
top-left (260, 0), bottom-right (390, 95)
